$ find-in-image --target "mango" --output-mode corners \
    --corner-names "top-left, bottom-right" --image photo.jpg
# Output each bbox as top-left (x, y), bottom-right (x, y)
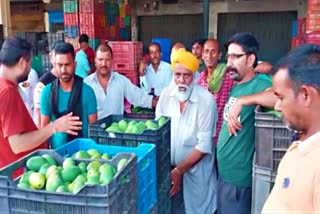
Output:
top-left (74, 150), bottom-right (91, 159)
top-left (42, 154), bottom-right (57, 166)
top-left (117, 158), bottom-right (128, 171)
top-left (26, 156), bottom-right (48, 172)
top-left (61, 166), bottom-right (81, 182)
top-left (29, 172), bottom-right (45, 189)
top-left (46, 173), bottom-right (64, 192)
top-left (118, 119), bottom-right (128, 132)
top-left (19, 171), bottom-right (34, 185)
top-left (62, 158), bottom-right (75, 168)
top-left (39, 163), bottom-right (50, 176)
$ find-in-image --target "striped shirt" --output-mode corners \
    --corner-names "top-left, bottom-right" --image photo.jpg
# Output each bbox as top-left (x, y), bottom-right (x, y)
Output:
top-left (198, 67), bottom-right (234, 143)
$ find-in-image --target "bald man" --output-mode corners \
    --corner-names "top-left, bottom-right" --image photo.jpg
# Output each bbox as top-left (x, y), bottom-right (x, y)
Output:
top-left (198, 38), bottom-right (234, 143)
top-left (156, 49), bottom-right (218, 214)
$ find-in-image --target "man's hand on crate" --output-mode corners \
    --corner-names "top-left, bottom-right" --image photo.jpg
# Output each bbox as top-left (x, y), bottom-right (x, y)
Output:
top-left (227, 98), bottom-right (242, 136)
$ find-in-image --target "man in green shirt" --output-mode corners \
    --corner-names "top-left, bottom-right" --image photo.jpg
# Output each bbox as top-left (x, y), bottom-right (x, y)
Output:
top-left (217, 33), bottom-right (272, 214)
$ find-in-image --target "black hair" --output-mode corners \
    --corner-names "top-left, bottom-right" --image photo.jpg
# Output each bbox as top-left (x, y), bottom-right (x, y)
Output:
top-left (54, 42), bottom-right (75, 59)
top-left (79, 34), bottom-right (89, 44)
top-left (49, 40), bottom-right (64, 52)
top-left (272, 43), bottom-right (320, 92)
top-left (148, 42), bottom-right (161, 53)
top-left (225, 32), bottom-right (259, 68)
top-left (96, 43), bottom-right (113, 58)
top-left (0, 37), bottom-right (32, 66)
top-left (192, 38), bottom-right (207, 47)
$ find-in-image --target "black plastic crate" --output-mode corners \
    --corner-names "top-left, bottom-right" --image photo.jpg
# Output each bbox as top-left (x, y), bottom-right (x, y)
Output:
top-left (157, 176), bottom-right (172, 214)
top-left (255, 106), bottom-right (294, 172)
top-left (124, 112), bottom-right (155, 120)
top-left (89, 114), bottom-right (171, 213)
top-left (0, 149), bottom-right (137, 214)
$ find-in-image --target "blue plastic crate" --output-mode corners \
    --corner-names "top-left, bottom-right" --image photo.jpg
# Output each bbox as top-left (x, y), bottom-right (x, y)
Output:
top-left (64, 25), bottom-right (79, 38)
top-left (48, 10), bottom-right (63, 24)
top-left (0, 149), bottom-right (137, 214)
top-left (89, 115), bottom-right (171, 214)
top-left (292, 20), bottom-right (298, 37)
top-left (108, 15), bottom-right (116, 25)
top-left (151, 37), bottom-right (172, 63)
top-left (56, 138), bottom-right (157, 214)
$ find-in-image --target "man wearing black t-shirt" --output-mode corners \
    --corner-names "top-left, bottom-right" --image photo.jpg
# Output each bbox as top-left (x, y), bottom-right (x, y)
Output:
top-left (33, 41), bottom-right (62, 127)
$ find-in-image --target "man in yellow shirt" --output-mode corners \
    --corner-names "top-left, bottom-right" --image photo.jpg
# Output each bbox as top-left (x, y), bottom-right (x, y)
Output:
top-left (262, 43), bottom-right (320, 213)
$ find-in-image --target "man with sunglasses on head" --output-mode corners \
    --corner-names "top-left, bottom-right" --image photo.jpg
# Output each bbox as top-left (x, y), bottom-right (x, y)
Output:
top-left (216, 32), bottom-right (272, 214)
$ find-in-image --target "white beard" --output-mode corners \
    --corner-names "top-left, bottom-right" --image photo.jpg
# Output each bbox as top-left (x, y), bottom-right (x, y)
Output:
top-left (174, 83), bottom-right (193, 102)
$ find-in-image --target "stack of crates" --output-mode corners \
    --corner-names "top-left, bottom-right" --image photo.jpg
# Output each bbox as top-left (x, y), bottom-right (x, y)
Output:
top-left (252, 106), bottom-right (295, 213)
top-left (63, 0), bottom-right (79, 42)
top-left (291, 17), bottom-right (306, 48)
top-left (108, 41), bottom-right (142, 85)
top-left (306, 0), bottom-right (320, 44)
top-left (79, 0), bottom-right (106, 50)
top-left (119, 3), bottom-right (131, 41)
top-left (0, 149), bottom-right (137, 214)
top-left (105, 1), bottom-right (120, 41)
top-left (89, 115), bottom-right (172, 214)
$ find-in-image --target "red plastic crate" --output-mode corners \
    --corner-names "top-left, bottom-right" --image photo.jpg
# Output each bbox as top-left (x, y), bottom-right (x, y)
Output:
top-left (64, 12), bottom-right (79, 26)
top-left (112, 63), bottom-right (138, 71)
top-left (120, 17), bottom-right (125, 28)
top-left (291, 36), bottom-right (303, 48)
top-left (79, 13), bottom-right (106, 37)
top-left (79, 13), bottom-right (106, 28)
top-left (306, 31), bottom-right (320, 43)
top-left (108, 41), bottom-right (143, 65)
top-left (79, 0), bottom-right (105, 13)
top-left (125, 5), bottom-right (131, 15)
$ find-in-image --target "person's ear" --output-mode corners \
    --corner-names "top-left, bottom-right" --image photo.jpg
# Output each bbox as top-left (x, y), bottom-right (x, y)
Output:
top-left (247, 54), bottom-right (256, 67)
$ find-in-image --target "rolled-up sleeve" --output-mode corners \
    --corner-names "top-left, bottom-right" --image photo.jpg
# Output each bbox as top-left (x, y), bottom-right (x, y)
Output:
top-left (195, 96), bottom-right (217, 154)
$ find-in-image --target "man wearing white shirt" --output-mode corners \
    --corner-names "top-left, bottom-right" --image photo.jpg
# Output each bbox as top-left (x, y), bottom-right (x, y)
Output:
top-left (139, 42), bottom-right (173, 96)
top-left (156, 48), bottom-right (218, 214)
top-left (19, 68), bottom-right (38, 118)
top-left (84, 43), bottom-right (158, 120)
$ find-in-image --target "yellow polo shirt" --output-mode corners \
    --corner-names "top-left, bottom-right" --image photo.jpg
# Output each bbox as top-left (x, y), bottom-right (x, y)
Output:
top-left (262, 132), bottom-right (320, 214)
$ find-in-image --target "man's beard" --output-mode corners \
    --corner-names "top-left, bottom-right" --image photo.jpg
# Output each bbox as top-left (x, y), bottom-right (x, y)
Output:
top-left (17, 72), bottom-right (29, 83)
top-left (174, 83), bottom-right (193, 102)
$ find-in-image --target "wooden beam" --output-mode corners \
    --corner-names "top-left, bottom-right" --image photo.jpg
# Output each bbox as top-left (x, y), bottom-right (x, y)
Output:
top-left (0, 0), bottom-right (12, 37)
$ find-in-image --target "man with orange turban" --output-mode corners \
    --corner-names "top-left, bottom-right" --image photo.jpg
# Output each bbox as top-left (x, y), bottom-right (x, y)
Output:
top-left (156, 49), bottom-right (218, 214)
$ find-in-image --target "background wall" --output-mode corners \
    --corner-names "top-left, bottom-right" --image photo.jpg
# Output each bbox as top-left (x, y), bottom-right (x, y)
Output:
top-left (209, 0), bottom-right (307, 38)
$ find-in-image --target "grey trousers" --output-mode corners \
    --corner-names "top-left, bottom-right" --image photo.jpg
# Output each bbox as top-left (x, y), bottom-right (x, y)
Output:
top-left (217, 177), bottom-right (252, 214)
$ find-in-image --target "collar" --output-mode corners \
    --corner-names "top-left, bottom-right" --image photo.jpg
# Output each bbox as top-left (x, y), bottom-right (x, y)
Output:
top-left (168, 84), bottom-right (198, 103)
top-left (148, 61), bottom-right (163, 72)
top-left (290, 132), bottom-right (320, 155)
top-left (92, 71), bottom-right (115, 84)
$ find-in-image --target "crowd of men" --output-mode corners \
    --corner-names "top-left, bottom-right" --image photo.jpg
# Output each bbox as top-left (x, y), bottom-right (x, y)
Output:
top-left (1, 32), bottom-right (320, 214)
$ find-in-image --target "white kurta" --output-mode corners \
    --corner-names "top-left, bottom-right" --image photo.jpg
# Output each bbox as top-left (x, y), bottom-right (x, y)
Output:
top-left (19, 68), bottom-right (39, 118)
top-left (156, 83), bottom-right (218, 214)
top-left (85, 72), bottom-right (153, 120)
top-left (139, 61), bottom-right (173, 96)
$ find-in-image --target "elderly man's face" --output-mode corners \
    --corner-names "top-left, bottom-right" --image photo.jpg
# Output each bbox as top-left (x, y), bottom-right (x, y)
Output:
top-left (173, 63), bottom-right (194, 102)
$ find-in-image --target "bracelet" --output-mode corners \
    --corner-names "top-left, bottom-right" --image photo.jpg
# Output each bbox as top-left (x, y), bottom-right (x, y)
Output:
top-left (174, 167), bottom-right (182, 176)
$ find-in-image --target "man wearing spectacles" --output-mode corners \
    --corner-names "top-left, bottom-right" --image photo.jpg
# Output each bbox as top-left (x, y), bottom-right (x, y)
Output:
top-left (216, 32), bottom-right (272, 214)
